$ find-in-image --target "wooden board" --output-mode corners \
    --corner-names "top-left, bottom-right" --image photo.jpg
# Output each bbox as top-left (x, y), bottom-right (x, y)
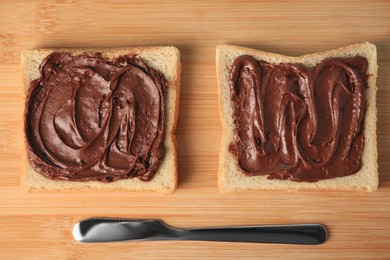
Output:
top-left (0, 1), bottom-right (389, 259)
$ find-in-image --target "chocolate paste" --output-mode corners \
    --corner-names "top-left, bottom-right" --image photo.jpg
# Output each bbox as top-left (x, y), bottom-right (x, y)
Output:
top-left (229, 55), bottom-right (368, 182)
top-left (25, 52), bottom-right (167, 182)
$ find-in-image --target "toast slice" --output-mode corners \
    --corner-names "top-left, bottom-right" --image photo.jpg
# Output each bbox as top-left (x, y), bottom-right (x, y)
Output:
top-left (217, 43), bottom-right (378, 192)
top-left (22, 46), bottom-right (181, 193)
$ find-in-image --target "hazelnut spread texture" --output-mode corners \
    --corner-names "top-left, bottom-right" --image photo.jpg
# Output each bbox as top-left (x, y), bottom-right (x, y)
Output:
top-left (229, 55), bottom-right (368, 182)
top-left (25, 52), bottom-right (167, 182)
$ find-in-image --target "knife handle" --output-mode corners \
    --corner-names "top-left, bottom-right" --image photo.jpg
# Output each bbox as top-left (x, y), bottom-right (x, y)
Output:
top-left (178, 224), bottom-right (327, 245)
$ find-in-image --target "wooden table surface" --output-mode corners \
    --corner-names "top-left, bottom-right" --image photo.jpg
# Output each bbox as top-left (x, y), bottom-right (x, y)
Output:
top-left (1, 1), bottom-right (389, 259)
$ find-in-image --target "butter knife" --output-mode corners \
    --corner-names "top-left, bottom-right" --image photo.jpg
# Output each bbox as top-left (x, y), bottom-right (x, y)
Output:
top-left (73, 218), bottom-right (328, 245)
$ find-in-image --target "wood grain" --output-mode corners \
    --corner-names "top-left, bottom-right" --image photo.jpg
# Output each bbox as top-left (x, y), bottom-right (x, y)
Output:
top-left (0, 0), bottom-right (390, 259)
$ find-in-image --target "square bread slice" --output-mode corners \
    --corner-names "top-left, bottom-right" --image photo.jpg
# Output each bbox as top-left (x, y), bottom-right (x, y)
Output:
top-left (22, 46), bottom-right (181, 193)
top-left (217, 43), bottom-right (378, 192)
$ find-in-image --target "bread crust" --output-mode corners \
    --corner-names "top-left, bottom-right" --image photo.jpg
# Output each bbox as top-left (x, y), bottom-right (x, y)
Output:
top-left (21, 46), bottom-right (181, 193)
top-left (217, 43), bottom-right (378, 192)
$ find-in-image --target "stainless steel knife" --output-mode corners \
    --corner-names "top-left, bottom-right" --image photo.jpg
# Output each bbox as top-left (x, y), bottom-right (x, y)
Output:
top-left (73, 218), bottom-right (328, 245)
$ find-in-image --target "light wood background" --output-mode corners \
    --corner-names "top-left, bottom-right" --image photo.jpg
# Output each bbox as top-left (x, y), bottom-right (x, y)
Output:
top-left (1, 1), bottom-right (389, 259)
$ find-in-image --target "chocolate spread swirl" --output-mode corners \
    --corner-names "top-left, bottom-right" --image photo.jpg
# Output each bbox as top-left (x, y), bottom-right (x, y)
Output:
top-left (229, 55), bottom-right (368, 182)
top-left (25, 52), bottom-right (167, 182)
